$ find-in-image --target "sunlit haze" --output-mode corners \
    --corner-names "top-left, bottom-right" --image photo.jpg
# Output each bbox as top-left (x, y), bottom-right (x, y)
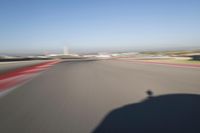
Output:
top-left (0, 0), bottom-right (200, 54)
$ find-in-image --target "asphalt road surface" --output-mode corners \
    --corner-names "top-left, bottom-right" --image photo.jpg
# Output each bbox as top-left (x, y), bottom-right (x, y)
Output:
top-left (0, 59), bottom-right (200, 133)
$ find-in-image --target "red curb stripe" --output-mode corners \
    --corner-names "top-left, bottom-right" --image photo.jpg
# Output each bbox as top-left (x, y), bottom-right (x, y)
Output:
top-left (0, 75), bottom-right (28, 90)
top-left (0, 60), bottom-right (59, 80)
top-left (0, 60), bottom-right (60, 91)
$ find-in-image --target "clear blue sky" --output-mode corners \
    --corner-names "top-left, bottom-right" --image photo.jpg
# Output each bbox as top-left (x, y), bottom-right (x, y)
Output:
top-left (0, 0), bottom-right (200, 54)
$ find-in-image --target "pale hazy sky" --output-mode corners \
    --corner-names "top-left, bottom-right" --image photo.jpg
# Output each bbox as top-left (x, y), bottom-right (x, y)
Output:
top-left (0, 0), bottom-right (200, 54)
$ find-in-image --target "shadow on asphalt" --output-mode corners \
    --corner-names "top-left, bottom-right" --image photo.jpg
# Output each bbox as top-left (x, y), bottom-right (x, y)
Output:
top-left (93, 93), bottom-right (200, 133)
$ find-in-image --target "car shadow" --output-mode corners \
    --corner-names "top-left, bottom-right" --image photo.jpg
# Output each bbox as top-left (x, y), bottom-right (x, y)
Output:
top-left (93, 93), bottom-right (200, 133)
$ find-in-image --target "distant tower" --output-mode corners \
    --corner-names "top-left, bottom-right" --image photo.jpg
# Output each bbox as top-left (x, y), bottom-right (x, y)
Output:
top-left (64, 46), bottom-right (69, 55)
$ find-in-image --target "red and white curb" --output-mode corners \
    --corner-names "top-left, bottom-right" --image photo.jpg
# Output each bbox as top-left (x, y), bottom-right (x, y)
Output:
top-left (116, 58), bottom-right (200, 69)
top-left (0, 60), bottom-right (60, 97)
